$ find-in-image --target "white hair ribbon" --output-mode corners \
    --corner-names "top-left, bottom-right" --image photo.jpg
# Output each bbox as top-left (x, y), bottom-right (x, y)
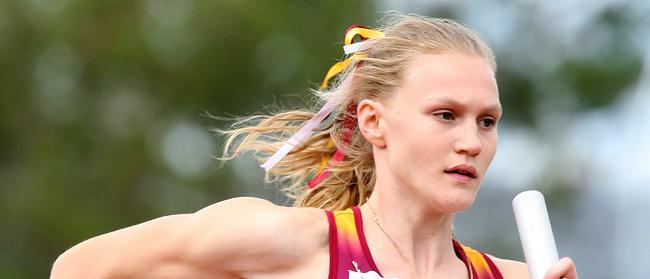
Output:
top-left (260, 97), bottom-right (341, 171)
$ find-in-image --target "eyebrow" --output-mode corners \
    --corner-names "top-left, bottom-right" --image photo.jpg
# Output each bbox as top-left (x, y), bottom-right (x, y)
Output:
top-left (424, 96), bottom-right (503, 115)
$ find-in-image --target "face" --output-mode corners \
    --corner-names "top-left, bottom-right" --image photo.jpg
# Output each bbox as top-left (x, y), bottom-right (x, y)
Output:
top-left (360, 52), bottom-right (501, 213)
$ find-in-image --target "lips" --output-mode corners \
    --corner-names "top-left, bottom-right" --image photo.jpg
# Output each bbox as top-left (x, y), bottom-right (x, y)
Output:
top-left (444, 164), bottom-right (478, 178)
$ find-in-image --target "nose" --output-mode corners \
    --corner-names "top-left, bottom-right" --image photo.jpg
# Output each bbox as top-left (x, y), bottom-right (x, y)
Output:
top-left (453, 122), bottom-right (482, 156)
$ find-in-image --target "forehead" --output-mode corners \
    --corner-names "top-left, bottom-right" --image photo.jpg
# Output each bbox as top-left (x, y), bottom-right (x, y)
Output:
top-left (388, 52), bottom-right (500, 109)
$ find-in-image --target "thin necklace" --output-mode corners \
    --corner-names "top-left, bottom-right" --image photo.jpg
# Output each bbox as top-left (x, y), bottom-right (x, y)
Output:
top-left (366, 202), bottom-right (420, 276)
top-left (366, 203), bottom-right (474, 279)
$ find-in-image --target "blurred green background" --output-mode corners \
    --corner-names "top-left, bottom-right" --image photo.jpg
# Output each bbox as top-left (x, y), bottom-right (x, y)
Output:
top-left (1, 0), bottom-right (648, 278)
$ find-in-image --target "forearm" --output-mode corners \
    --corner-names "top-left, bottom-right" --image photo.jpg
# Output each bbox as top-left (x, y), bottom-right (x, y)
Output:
top-left (51, 215), bottom-right (189, 278)
top-left (51, 241), bottom-right (123, 278)
top-left (51, 246), bottom-right (220, 279)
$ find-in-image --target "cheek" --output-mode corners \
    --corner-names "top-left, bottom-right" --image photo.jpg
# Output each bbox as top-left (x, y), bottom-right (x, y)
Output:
top-left (386, 123), bottom-right (428, 162)
top-left (403, 134), bottom-right (449, 167)
top-left (481, 135), bottom-right (498, 164)
top-left (384, 112), bottom-right (448, 158)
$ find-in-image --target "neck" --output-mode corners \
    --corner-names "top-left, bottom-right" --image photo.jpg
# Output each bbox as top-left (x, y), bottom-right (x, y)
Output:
top-left (360, 180), bottom-right (462, 276)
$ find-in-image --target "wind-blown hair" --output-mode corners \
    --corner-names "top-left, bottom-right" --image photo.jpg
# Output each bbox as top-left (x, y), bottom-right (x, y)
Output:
top-left (218, 13), bottom-right (496, 211)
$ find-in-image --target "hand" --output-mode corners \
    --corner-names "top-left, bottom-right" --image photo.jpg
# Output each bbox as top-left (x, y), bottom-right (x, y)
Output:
top-left (543, 257), bottom-right (578, 279)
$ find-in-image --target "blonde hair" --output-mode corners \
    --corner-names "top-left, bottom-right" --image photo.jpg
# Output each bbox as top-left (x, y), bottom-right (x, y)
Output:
top-left (219, 13), bottom-right (496, 211)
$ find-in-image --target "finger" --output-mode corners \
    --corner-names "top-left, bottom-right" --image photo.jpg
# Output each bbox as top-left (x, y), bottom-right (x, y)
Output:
top-left (543, 257), bottom-right (578, 279)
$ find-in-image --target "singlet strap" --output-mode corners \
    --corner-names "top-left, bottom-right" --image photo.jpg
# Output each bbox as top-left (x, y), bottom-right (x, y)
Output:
top-left (456, 241), bottom-right (504, 279)
top-left (326, 207), bottom-right (383, 279)
top-left (326, 210), bottom-right (338, 278)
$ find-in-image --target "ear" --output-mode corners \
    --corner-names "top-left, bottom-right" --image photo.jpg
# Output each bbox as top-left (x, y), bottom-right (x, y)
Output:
top-left (357, 99), bottom-right (386, 148)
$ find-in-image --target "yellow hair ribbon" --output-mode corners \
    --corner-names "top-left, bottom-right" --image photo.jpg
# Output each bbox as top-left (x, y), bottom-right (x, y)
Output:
top-left (319, 26), bottom-right (384, 89)
top-left (315, 139), bottom-right (336, 174)
top-left (319, 52), bottom-right (367, 89)
top-left (344, 27), bottom-right (384, 45)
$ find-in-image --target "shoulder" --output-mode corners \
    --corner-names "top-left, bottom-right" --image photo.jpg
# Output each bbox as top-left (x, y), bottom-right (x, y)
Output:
top-left (181, 197), bottom-right (330, 270)
top-left (192, 197), bottom-right (328, 243)
top-left (486, 255), bottom-right (529, 279)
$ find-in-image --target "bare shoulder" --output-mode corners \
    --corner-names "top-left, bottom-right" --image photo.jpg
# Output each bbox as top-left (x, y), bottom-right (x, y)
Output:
top-left (201, 197), bottom-right (329, 245)
top-left (188, 197), bottom-right (329, 263)
top-left (193, 196), bottom-right (325, 232)
top-left (184, 198), bottom-right (328, 270)
top-left (52, 197), bottom-right (329, 278)
top-left (487, 255), bottom-right (529, 279)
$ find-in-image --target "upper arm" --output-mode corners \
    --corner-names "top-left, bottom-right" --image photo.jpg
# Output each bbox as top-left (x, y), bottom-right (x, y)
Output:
top-left (176, 197), bottom-right (328, 273)
top-left (488, 255), bottom-right (529, 279)
top-left (51, 197), bottom-right (328, 278)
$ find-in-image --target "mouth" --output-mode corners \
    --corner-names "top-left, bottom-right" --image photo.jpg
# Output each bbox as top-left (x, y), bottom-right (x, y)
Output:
top-left (444, 164), bottom-right (478, 179)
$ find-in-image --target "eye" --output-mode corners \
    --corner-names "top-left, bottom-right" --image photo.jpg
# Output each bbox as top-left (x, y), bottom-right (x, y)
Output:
top-left (479, 117), bottom-right (497, 129)
top-left (433, 111), bottom-right (455, 121)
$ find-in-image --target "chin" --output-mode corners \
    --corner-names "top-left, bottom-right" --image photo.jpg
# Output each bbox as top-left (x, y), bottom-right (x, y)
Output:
top-left (438, 201), bottom-right (474, 213)
top-left (437, 190), bottom-right (478, 213)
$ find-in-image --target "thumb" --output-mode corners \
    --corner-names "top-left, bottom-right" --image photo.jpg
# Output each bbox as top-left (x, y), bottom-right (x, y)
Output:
top-left (543, 257), bottom-right (578, 279)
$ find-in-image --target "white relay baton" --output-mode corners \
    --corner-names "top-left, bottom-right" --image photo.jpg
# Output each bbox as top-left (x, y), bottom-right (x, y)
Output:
top-left (512, 190), bottom-right (559, 279)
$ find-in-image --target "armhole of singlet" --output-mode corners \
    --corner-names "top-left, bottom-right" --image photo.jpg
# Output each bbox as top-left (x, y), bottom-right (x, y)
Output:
top-left (326, 210), bottom-right (338, 279)
top-left (352, 206), bottom-right (384, 276)
top-left (454, 239), bottom-right (505, 279)
top-left (453, 239), bottom-right (479, 278)
top-left (482, 253), bottom-right (504, 279)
